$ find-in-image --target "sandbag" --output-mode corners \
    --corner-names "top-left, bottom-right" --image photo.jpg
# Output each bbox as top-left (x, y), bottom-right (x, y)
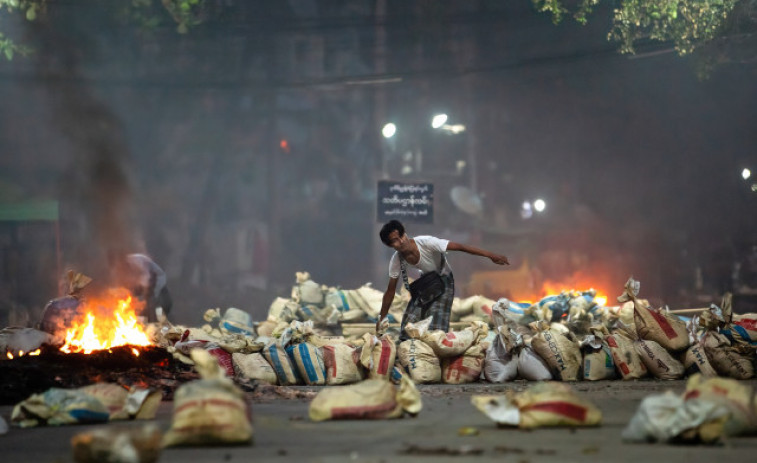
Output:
top-left (517, 346), bottom-right (553, 381)
top-left (262, 343), bottom-right (302, 385)
top-left (606, 333), bottom-right (647, 380)
top-left (531, 328), bottom-right (582, 381)
top-left (421, 321), bottom-right (488, 358)
top-left (309, 376), bottom-right (421, 421)
top-left (288, 342), bottom-right (327, 386)
top-left (618, 277), bottom-right (688, 351)
top-left (582, 345), bottom-right (616, 381)
top-left (322, 343), bottom-right (364, 385)
top-left (703, 331), bottom-right (754, 380)
top-left (360, 333), bottom-right (397, 380)
top-left (291, 272), bottom-right (325, 306)
top-left (232, 352), bottom-right (278, 385)
top-left (634, 339), bottom-right (684, 380)
top-left (163, 349), bottom-right (252, 447)
top-left (442, 344), bottom-right (486, 384)
top-left (472, 382), bottom-right (601, 429)
top-left (683, 343), bottom-right (718, 377)
top-left (397, 339), bottom-right (441, 384)
top-left (483, 336), bottom-right (518, 383)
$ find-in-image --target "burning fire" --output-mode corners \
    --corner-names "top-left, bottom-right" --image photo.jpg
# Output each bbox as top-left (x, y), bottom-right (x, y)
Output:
top-left (540, 280), bottom-right (609, 307)
top-left (60, 288), bottom-right (153, 354)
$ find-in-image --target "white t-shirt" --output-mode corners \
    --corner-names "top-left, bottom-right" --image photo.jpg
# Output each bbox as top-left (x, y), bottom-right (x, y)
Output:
top-left (388, 235), bottom-right (450, 279)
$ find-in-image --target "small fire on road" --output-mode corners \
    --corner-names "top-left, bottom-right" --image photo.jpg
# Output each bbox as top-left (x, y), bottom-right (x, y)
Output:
top-left (60, 287), bottom-right (152, 355)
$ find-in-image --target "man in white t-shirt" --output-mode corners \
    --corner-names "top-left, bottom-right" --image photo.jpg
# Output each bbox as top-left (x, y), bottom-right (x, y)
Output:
top-left (377, 220), bottom-right (509, 340)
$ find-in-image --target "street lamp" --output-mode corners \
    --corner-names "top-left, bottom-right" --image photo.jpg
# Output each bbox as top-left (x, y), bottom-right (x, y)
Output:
top-left (382, 122), bottom-right (397, 139)
top-left (431, 113), bottom-right (448, 129)
top-left (742, 168), bottom-right (751, 180)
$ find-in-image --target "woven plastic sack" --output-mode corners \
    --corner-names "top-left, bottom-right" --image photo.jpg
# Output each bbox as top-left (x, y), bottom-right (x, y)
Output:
top-left (360, 333), bottom-right (397, 380)
top-left (287, 342), bottom-right (326, 386)
top-left (472, 382), bottom-right (601, 429)
top-left (397, 339), bottom-right (441, 384)
top-left (683, 343), bottom-right (718, 377)
top-left (163, 349), bottom-right (252, 447)
top-left (262, 343), bottom-right (302, 385)
top-left (634, 339), bottom-right (684, 380)
top-left (309, 376), bottom-right (421, 422)
top-left (232, 352), bottom-right (277, 385)
top-left (703, 331), bottom-right (754, 380)
top-left (322, 343), bottom-right (364, 385)
top-left (531, 327), bottom-right (582, 381)
top-left (442, 344), bottom-right (486, 384)
top-left (606, 333), bottom-right (647, 380)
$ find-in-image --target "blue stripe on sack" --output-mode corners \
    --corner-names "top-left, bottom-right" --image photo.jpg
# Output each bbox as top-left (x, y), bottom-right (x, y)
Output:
top-left (298, 344), bottom-right (319, 382)
top-left (731, 325), bottom-right (757, 345)
top-left (284, 346), bottom-right (304, 382)
top-left (338, 291), bottom-right (350, 312)
top-left (300, 305), bottom-right (314, 317)
top-left (221, 321), bottom-right (253, 335)
top-left (69, 409), bottom-right (110, 423)
top-left (268, 346), bottom-right (286, 379)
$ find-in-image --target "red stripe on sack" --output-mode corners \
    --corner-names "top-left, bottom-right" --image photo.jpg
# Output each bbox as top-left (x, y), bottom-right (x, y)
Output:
top-left (736, 318), bottom-right (757, 331)
top-left (524, 401), bottom-right (588, 422)
top-left (684, 390), bottom-right (701, 400)
top-left (323, 346), bottom-right (337, 377)
top-left (174, 398), bottom-right (244, 415)
top-left (481, 305), bottom-right (492, 316)
top-left (331, 401), bottom-right (398, 419)
top-left (377, 339), bottom-right (391, 375)
top-left (647, 309), bottom-right (678, 339)
top-left (619, 363), bottom-right (630, 375)
top-left (606, 336), bottom-right (618, 348)
top-left (441, 332), bottom-right (456, 347)
top-left (712, 385), bottom-right (729, 396)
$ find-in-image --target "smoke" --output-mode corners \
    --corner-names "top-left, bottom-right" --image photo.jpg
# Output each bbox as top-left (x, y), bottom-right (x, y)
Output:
top-left (30, 19), bottom-right (141, 283)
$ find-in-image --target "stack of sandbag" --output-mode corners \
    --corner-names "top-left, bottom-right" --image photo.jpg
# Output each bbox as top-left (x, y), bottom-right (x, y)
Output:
top-left (482, 302), bottom-right (552, 382)
top-left (693, 293), bottom-right (755, 380)
top-left (259, 273), bottom-right (408, 335)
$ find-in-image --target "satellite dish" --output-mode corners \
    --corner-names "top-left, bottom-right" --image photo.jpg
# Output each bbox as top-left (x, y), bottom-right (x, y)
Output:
top-left (450, 186), bottom-right (483, 215)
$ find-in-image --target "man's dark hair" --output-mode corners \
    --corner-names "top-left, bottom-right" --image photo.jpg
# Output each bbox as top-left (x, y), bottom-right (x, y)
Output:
top-left (379, 220), bottom-right (405, 246)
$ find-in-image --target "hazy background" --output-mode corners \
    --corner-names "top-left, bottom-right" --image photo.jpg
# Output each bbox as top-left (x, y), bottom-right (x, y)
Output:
top-left (1, 1), bottom-right (755, 326)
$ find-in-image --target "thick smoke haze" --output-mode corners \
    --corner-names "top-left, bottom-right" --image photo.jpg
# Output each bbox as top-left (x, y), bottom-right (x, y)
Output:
top-left (0, 1), bottom-right (755, 326)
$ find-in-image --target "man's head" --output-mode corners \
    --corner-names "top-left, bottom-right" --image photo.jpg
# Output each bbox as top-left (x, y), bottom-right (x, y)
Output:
top-left (379, 220), bottom-right (407, 248)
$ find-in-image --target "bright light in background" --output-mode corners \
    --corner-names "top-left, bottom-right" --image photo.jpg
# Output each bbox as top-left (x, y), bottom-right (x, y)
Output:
top-left (520, 201), bottom-right (533, 219)
top-left (742, 168), bottom-right (751, 180)
top-left (533, 198), bottom-right (546, 212)
top-left (431, 113), bottom-right (448, 129)
top-left (382, 123), bottom-right (396, 139)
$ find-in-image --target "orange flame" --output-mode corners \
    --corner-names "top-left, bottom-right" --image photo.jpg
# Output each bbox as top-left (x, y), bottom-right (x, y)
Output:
top-left (60, 288), bottom-right (152, 354)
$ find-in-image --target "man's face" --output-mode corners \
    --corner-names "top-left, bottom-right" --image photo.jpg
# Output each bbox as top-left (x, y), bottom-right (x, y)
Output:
top-left (385, 230), bottom-right (409, 251)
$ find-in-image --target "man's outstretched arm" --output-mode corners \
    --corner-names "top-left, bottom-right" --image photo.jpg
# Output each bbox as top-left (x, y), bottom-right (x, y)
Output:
top-left (447, 241), bottom-right (509, 265)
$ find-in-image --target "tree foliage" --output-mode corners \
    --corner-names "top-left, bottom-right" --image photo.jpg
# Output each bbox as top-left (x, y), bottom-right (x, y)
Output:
top-left (0, 0), bottom-right (208, 60)
top-left (533, 0), bottom-right (755, 57)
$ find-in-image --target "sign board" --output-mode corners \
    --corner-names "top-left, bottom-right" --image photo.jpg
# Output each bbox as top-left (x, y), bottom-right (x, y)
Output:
top-left (377, 180), bottom-right (434, 224)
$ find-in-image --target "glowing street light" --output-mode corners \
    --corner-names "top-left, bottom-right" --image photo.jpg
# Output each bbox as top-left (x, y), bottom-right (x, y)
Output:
top-left (534, 199), bottom-right (546, 212)
top-left (431, 113), bottom-right (448, 129)
top-left (742, 168), bottom-right (751, 180)
top-left (382, 123), bottom-right (397, 139)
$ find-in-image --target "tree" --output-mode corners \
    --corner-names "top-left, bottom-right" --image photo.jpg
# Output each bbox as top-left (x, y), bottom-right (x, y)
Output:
top-left (0, 0), bottom-right (209, 60)
top-left (533, 0), bottom-right (757, 75)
